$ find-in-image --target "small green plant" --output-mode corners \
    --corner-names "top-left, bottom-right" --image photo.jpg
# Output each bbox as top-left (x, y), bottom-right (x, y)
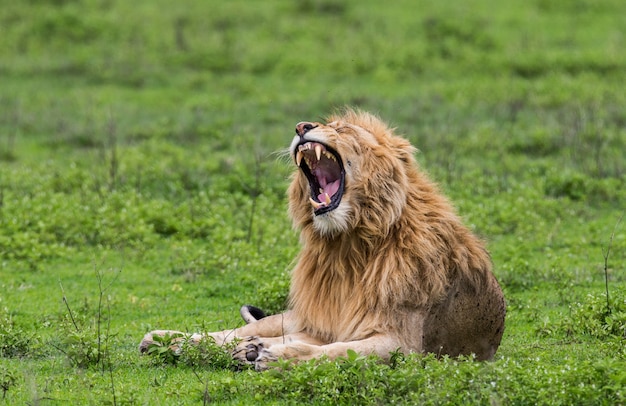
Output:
top-left (551, 214), bottom-right (626, 339)
top-left (146, 333), bottom-right (241, 370)
top-left (145, 332), bottom-right (184, 366)
top-left (559, 292), bottom-right (626, 339)
top-left (56, 264), bottom-right (120, 369)
top-left (179, 334), bottom-right (240, 370)
top-left (61, 328), bottom-right (103, 368)
top-left (0, 311), bottom-right (36, 358)
top-left (0, 365), bottom-right (18, 400)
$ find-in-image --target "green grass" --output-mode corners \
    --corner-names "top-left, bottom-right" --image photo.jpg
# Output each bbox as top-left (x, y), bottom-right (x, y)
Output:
top-left (1, 0), bottom-right (626, 404)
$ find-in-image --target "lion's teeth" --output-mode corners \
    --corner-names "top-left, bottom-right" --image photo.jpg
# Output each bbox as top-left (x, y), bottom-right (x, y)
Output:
top-left (315, 145), bottom-right (322, 161)
top-left (324, 193), bottom-right (331, 205)
top-left (309, 197), bottom-right (323, 209)
top-left (296, 151), bottom-right (303, 167)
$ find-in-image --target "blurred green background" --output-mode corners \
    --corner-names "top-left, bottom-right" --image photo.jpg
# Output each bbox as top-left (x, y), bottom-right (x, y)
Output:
top-left (1, 0), bottom-right (625, 404)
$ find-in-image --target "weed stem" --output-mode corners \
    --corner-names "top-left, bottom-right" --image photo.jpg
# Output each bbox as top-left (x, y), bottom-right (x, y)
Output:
top-left (602, 213), bottom-right (624, 315)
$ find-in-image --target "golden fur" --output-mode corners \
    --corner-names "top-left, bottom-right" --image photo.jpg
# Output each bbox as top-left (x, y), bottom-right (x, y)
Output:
top-left (140, 108), bottom-right (506, 370)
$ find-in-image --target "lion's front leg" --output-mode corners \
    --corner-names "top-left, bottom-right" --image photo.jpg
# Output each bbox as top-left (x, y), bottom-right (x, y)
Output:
top-left (139, 330), bottom-right (225, 354)
top-left (139, 311), bottom-right (299, 354)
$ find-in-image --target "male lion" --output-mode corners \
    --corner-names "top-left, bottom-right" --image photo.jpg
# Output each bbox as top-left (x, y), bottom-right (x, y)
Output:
top-left (140, 108), bottom-right (506, 370)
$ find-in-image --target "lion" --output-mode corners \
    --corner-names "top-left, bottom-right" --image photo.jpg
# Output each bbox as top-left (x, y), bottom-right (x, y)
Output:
top-left (139, 108), bottom-right (506, 370)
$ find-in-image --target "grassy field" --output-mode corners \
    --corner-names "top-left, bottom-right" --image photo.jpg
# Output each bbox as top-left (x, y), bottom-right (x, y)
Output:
top-left (1, 0), bottom-right (626, 404)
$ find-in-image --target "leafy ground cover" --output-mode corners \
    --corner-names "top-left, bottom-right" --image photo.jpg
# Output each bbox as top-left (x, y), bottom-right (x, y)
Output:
top-left (1, 0), bottom-right (625, 404)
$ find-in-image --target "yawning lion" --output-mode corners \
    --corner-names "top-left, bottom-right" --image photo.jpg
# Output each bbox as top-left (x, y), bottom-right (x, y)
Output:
top-left (139, 108), bottom-right (506, 370)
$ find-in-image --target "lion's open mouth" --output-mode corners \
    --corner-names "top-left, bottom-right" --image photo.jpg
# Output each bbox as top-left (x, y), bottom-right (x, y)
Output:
top-left (295, 141), bottom-right (345, 215)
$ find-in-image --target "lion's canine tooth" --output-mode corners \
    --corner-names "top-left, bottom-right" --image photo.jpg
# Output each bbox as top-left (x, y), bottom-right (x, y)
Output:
top-left (324, 193), bottom-right (331, 205)
top-left (296, 150), bottom-right (303, 166)
top-left (309, 197), bottom-right (323, 209)
top-left (315, 145), bottom-right (322, 161)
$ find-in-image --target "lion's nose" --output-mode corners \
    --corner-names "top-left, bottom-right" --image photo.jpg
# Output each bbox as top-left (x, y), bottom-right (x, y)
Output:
top-left (295, 122), bottom-right (317, 137)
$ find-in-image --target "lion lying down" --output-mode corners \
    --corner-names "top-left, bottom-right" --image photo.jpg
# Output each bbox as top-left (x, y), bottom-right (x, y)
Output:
top-left (140, 108), bottom-right (506, 370)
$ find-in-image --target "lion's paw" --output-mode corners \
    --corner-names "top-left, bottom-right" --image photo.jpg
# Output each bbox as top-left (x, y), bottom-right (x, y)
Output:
top-left (232, 336), bottom-right (264, 364)
top-left (253, 348), bottom-right (279, 371)
top-left (232, 337), bottom-right (280, 371)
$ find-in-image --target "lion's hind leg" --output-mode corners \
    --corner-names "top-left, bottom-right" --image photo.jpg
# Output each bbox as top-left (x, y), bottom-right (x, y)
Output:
top-left (235, 333), bottom-right (404, 371)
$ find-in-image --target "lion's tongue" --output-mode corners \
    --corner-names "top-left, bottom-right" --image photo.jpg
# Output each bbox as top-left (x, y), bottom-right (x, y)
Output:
top-left (317, 179), bottom-right (340, 203)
